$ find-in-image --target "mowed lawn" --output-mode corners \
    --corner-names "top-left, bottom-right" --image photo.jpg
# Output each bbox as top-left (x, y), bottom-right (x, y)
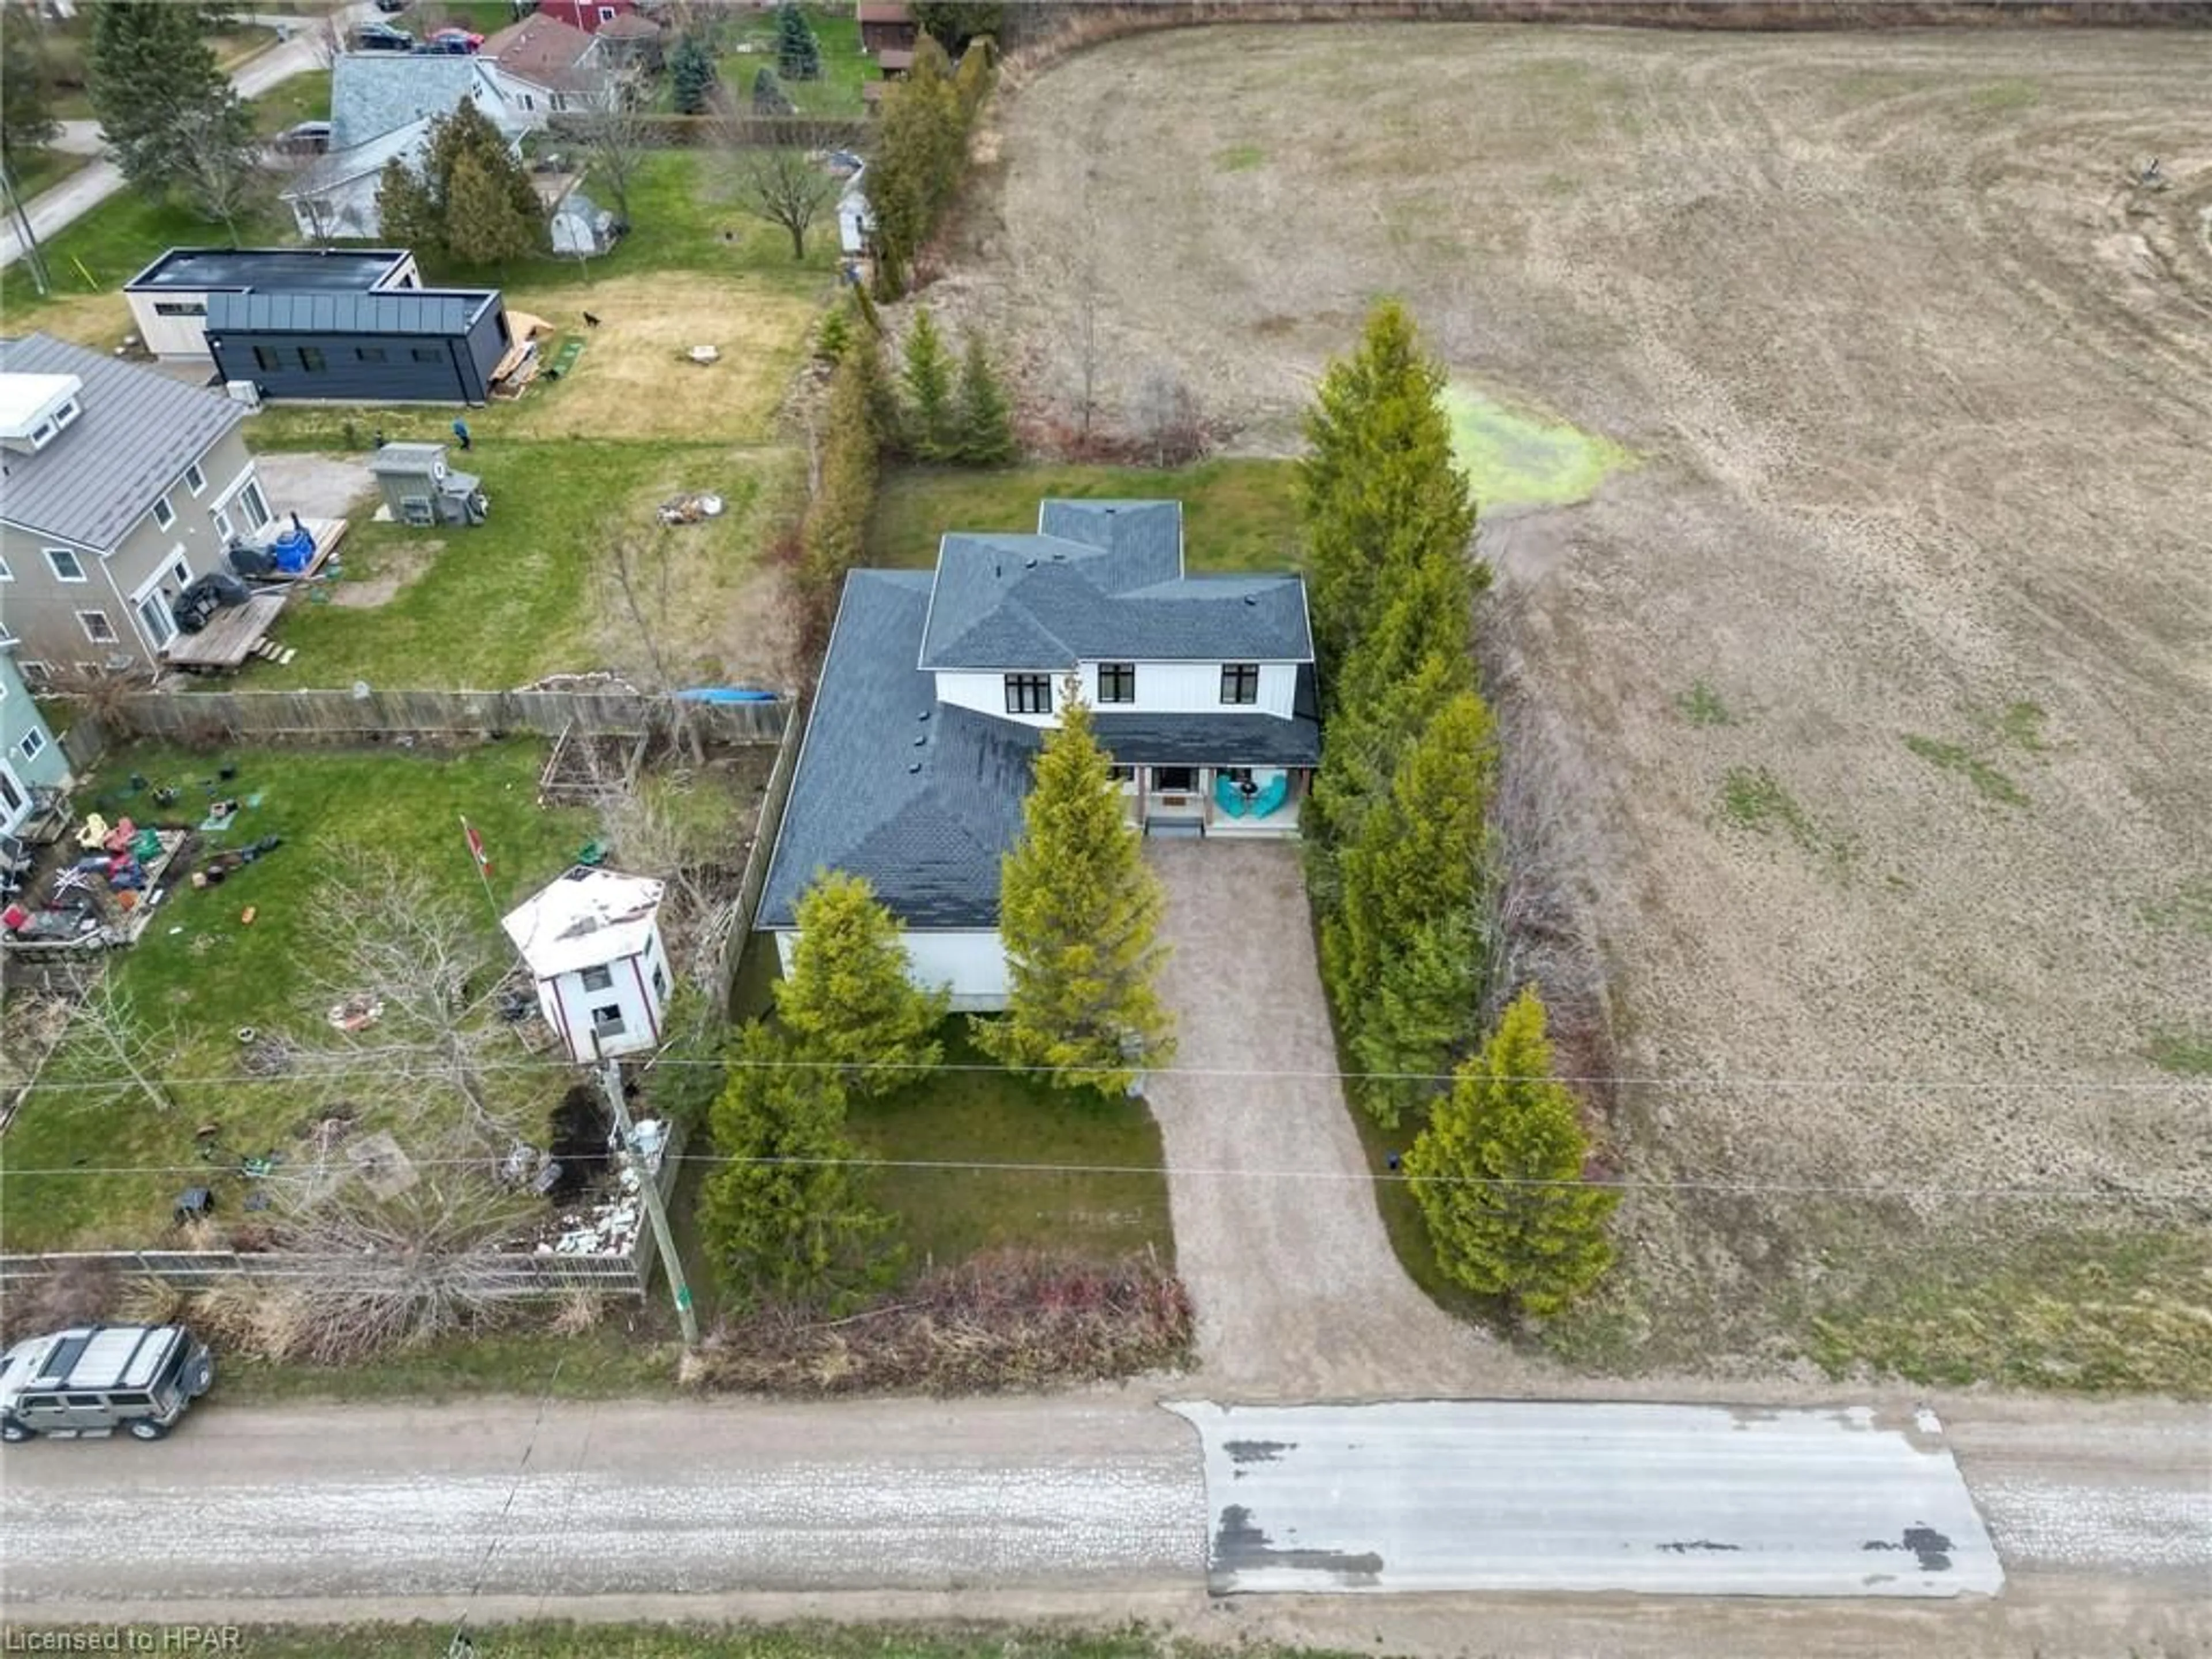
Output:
top-left (0, 741), bottom-right (594, 1252)
top-left (868, 460), bottom-right (1304, 572)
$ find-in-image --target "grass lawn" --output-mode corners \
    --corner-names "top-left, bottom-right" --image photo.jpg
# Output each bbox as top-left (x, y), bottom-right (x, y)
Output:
top-left (218, 1312), bottom-right (685, 1404)
top-left (0, 190), bottom-right (294, 338)
top-left (214, 1627), bottom-right (1361, 1659)
top-left (852, 1025), bottom-right (1175, 1275)
top-left (252, 68), bottom-right (333, 136)
top-left (394, 0), bottom-right (514, 35)
top-left (719, 2), bottom-right (874, 119)
top-left (869, 460), bottom-right (1304, 573)
top-left (0, 740), bottom-right (595, 1252)
top-left (226, 437), bottom-right (790, 691)
top-left (7, 147), bottom-right (91, 202)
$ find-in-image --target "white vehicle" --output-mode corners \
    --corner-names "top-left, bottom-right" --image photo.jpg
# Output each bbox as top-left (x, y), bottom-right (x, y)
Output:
top-left (0, 1324), bottom-right (215, 1443)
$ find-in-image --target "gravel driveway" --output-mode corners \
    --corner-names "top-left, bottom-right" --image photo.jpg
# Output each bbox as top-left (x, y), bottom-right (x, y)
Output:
top-left (1144, 840), bottom-right (1531, 1400)
top-left (251, 451), bottom-right (378, 522)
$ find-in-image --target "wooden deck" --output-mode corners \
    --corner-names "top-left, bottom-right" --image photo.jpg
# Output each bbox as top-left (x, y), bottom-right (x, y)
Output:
top-left (164, 593), bottom-right (287, 673)
top-left (247, 516), bottom-right (347, 585)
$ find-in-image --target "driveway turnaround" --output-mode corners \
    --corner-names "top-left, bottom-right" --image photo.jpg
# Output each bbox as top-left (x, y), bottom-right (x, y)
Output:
top-left (1171, 1400), bottom-right (2006, 1598)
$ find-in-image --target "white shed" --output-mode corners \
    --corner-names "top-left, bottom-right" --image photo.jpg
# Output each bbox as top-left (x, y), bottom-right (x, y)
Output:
top-left (837, 169), bottom-right (874, 259)
top-left (501, 866), bottom-right (671, 1063)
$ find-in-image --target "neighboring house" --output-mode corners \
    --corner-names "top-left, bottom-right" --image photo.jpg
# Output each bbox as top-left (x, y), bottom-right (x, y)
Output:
top-left (836, 168), bottom-right (873, 259)
top-left (283, 52), bottom-right (529, 241)
top-left (502, 866), bottom-right (672, 1064)
top-left (858, 1), bottom-right (918, 65)
top-left (534, 0), bottom-right (641, 33)
top-left (592, 9), bottom-right (663, 71)
top-left (123, 247), bottom-right (424, 362)
top-left (0, 335), bottom-right (273, 679)
top-left (0, 647), bottom-right (71, 838)
top-left (758, 499), bottom-right (1319, 1010)
top-left (482, 13), bottom-right (613, 118)
top-left (208, 289), bottom-right (512, 406)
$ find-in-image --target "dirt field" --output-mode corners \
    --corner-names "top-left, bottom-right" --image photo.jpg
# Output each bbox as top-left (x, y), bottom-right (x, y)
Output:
top-left (930, 25), bottom-right (2212, 1378)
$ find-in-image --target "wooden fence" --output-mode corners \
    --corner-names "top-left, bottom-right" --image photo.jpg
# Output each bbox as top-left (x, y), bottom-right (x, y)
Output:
top-left (0, 1126), bottom-right (690, 1301)
top-left (696, 690), bottom-right (807, 1006)
top-left (75, 687), bottom-right (791, 748)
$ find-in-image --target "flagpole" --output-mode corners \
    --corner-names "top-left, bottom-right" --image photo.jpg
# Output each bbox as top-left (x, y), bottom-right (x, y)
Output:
top-left (459, 812), bottom-right (499, 922)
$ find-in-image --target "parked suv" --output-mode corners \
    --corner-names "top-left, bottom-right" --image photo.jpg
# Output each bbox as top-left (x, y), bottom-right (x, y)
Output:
top-left (351, 21), bottom-right (414, 51)
top-left (0, 1324), bottom-right (215, 1443)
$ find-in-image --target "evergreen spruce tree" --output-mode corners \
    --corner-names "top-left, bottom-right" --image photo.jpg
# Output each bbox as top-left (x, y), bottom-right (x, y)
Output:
top-left (700, 1022), bottom-right (899, 1309)
top-left (775, 2), bottom-right (823, 80)
top-left (374, 158), bottom-right (444, 262)
top-left (88, 2), bottom-right (254, 205)
top-left (1297, 302), bottom-right (1479, 684)
top-left (978, 682), bottom-right (1173, 1093)
top-left (1347, 904), bottom-right (1483, 1128)
top-left (1, 28), bottom-right (59, 168)
top-left (752, 65), bottom-right (795, 116)
top-left (1404, 986), bottom-right (1618, 1317)
top-left (900, 307), bottom-right (957, 461)
top-left (1328, 689), bottom-right (1497, 1029)
top-left (775, 872), bottom-right (946, 1097)
top-left (443, 151), bottom-right (538, 270)
top-left (952, 331), bottom-right (1016, 465)
top-left (915, 2), bottom-right (1003, 55)
top-left (670, 34), bottom-right (717, 115)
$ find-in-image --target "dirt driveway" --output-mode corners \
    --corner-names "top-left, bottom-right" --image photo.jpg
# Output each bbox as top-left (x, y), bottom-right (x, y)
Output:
top-left (1143, 840), bottom-right (1529, 1399)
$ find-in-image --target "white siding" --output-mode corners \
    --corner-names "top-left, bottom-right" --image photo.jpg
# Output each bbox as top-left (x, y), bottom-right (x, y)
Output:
top-left (775, 926), bottom-right (1008, 1013)
top-left (540, 933), bottom-right (668, 1062)
top-left (124, 293), bottom-right (217, 361)
top-left (1080, 659), bottom-right (1297, 717)
top-left (937, 661), bottom-right (1298, 725)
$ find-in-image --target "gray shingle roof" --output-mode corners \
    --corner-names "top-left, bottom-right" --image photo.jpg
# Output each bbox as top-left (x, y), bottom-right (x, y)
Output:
top-left (284, 119), bottom-right (434, 199)
top-left (1094, 671), bottom-right (1320, 767)
top-left (206, 288), bottom-right (496, 337)
top-left (918, 501), bottom-right (1312, 670)
top-left (329, 54), bottom-right (490, 149)
top-left (0, 334), bottom-right (244, 550)
top-left (759, 573), bottom-right (1039, 930)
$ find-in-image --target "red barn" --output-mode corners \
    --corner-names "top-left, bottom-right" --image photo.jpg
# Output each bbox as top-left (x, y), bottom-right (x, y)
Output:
top-left (531, 0), bottom-right (639, 34)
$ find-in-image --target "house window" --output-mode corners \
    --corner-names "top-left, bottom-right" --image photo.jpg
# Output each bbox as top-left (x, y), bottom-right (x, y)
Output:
top-left (1004, 674), bottom-right (1052, 715)
top-left (78, 611), bottom-right (117, 644)
top-left (579, 964), bottom-right (614, 993)
top-left (651, 964), bottom-right (667, 997)
top-left (238, 481), bottom-right (270, 529)
top-left (357, 347), bottom-right (388, 363)
top-left (51, 398), bottom-right (78, 431)
top-left (16, 662), bottom-right (51, 687)
top-left (151, 494), bottom-right (175, 531)
top-left (253, 346), bottom-right (281, 372)
top-left (521, 92), bottom-right (536, 110)
top-left (45, 548), bottom-right (86, 582)
top-left (1097, 662), bottom-right (1135, 703)
top-left (1154, 766), bottom-right (1197, 793)
top-left (412, 347), bottom-right (442, 363)
top-left (297, 347), bottom-right (327, 373)
top-left (170, 559), bottom-right (190, 588)
top-left (1220, 663), bottom-right (1259, 705)
top-left (599, 4), bottom-right (616, 18)
top-left (213, 507), bottom-right (234, 541)
top-left (1109, 765), bottom-right (1137, 786)
top-left (154, 301), bottom-right (207, 317)
top-left (0, 768), bottom-right (20, 815)
top-left (590, 1003), bottom-right (626, 1037)
top-left (19, 729), bottom-right (46, 763)
top-left (184, 462), bottom-right (206, 496)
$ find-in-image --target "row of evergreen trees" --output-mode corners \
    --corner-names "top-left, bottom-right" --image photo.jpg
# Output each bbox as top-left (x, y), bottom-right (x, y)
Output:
top-left (1303, 304), bottom-right (1616, 1320)
top-left (868, 35), bottom-right (994, 297)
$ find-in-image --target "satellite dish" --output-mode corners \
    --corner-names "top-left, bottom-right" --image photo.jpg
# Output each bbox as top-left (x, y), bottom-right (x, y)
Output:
top-left (431, 457), bottom-right (448, 480)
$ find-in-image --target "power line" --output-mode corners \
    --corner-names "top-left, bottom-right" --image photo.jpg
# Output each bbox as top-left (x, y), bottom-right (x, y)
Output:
top-left (15, 1050), bottom-right (2212, 1094)
top-left (0, 1148), bottom-right (2202, 1203)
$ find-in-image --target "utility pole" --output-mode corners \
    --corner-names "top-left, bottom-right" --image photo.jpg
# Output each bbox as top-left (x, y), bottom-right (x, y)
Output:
top-left (0, 161), bottom-right (52, 297)
top-left (599, 1055), bottom-right (698, 1350)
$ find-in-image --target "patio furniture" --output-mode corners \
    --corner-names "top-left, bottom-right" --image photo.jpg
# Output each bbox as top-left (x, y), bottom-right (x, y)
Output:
top-left (1248, 773), bottom-right (1291, 819)
top-left (1213, 774), bottom-right (1249, 818)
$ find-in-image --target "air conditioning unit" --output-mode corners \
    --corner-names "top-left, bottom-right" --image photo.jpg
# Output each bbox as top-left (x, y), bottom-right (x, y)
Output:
top-left (224, 379), bottom-right (262, 409)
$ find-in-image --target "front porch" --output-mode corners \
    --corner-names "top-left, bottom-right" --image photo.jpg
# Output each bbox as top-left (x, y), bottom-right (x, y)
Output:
top-left (1119, 764), bottom-right (1304, 839)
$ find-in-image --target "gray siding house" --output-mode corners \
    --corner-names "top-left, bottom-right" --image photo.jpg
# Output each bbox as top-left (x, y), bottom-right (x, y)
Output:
top-left (0, 334), bottom-right (273, 679)
top-left (209, 289), bottom-right (511, 404)
top-left (0, 647), bottom-right (71, 837)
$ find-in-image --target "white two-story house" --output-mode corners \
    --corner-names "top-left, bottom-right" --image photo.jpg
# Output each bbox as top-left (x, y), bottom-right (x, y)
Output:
top-left (757, 499), bottom-right (1319, 1009)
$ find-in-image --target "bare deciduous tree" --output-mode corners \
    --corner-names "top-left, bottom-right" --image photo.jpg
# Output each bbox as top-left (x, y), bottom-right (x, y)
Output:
top-left (736, 145), bottom-right (836, 262)
top-left (172, 105), bottom-right (266, 245)
top-left (572, 82), bottom-right (651, 222)
top-left (62, 973), bottom-right (183, 1118)
top-left (301, 851), bottom-right (520, 1153)
top-left (1133, 364), bottom-right (1204, 467)
top-left (259, 1167), bottom-right (544, 1363)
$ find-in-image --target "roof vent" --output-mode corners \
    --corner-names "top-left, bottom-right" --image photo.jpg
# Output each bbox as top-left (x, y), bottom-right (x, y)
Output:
top-left (912, 734), bottom-right (926, 747)
top-left (907, 762), bottom-right (923, 774)
top-left (917, 709), bottom-right (931, 721)
top-left (1243, 594), bottom-right (1257, 605)
top-left (1103, 506), bottom-right (1116, 514)
top-left (1024, 556), bottom-right (1037, 569)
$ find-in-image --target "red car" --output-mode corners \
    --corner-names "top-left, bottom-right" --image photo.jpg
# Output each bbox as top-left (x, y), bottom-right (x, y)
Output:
top-left (429, 26), bottom-right (485, 52)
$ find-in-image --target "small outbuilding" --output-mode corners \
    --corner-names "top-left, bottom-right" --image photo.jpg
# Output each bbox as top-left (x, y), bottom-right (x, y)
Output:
top-left (366, 442), bottom-right (488, 527)
top-left (502, 866), bottom-right (672, 1065)
top-left (206, 289), bottom-right (512, 406)
top-left (123, 246), bottom-right (423, 361)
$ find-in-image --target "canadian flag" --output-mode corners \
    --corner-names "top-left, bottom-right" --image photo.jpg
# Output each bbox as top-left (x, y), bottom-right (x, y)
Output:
top-left (462, 817), bottom-right (491, 878)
